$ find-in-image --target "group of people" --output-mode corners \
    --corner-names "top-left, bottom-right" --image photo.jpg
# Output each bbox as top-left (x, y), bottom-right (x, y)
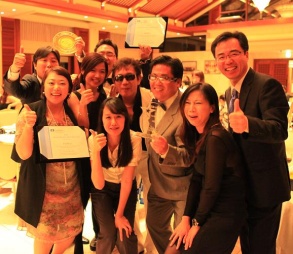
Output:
top-left (2, 30), bottom-right (291, 254)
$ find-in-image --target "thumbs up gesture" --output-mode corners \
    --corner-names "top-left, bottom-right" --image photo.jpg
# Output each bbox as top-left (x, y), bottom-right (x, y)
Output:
top-left (80, 83), bottom-right (94, 106)
top-left (23, 104), bottom-right (37, 128)
top-left (229, 99), bottom-right (248, 133)
top-left (11, 46), bottom-right (26, 73)
top-left (89, 129), bottom-right (107, 152)
top-left (74, 36), bottom-right (85, 56)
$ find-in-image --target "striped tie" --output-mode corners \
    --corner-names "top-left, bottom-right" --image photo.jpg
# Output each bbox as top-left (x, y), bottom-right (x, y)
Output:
top-left (229, 89), bottom-right (238, 113)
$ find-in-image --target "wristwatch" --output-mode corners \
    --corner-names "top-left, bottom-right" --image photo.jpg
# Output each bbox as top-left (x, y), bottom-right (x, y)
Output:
top-left (192, 218), bottom-right (199, 227)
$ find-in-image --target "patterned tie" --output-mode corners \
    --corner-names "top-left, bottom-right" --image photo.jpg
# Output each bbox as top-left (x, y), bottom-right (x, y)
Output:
top-left (147, 99), bottom-right (159, 134)
top-left (229, 89), bottom-right (238, 113)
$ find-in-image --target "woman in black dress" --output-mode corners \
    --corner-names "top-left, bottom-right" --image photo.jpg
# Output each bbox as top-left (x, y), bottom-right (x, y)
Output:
top-left (165, 83), bottom-right (246, 254)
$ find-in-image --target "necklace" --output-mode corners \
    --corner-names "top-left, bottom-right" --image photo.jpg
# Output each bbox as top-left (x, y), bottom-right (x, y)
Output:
top-left (46, 104), bottom-right (69, 185)
top-left (47, 105), bottom-right (67, 126)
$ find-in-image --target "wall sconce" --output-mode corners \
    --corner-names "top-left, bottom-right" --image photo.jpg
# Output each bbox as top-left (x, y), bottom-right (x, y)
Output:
top-left (285, 50), bottom-right (292, 58)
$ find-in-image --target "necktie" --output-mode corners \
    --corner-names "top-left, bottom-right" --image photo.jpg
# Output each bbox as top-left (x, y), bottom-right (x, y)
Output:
top-left (147, 99), bottom-right (159, 134)
top-left (229, 89), bottom-right (238, 113)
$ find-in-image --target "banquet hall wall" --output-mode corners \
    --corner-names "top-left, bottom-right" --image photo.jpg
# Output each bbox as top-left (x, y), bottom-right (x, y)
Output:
top-left (1, 18), bottom-right (293, 96)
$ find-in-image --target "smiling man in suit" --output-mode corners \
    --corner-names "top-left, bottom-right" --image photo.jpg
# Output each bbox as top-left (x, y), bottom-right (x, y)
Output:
top-left (141, 55), bottom-right (193, 254)
top-left (211, 31), bottom-right (291, 254)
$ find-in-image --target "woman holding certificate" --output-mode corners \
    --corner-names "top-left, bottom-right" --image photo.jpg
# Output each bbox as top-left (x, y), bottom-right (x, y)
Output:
top-left (88, 97), bottom-right (142, 254)
top-left (13, 66), bottom-right (87, 254)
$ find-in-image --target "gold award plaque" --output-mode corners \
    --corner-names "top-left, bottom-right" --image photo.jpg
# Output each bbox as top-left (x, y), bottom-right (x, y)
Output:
top-left (53, 31), bottom-right (78, 54)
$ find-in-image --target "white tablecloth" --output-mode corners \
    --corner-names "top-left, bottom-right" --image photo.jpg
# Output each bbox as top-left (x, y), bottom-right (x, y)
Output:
top-left (276, 191), bottom-right (293, 254)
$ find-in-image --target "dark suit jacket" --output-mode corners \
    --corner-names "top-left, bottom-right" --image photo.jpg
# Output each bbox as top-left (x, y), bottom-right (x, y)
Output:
top-left (3, 72), bottom-right (42, 104)
top-left (12, 100), bottom-right (89, 227)
top-left (225, 68), bottom-right (291, 207)
top-left (143, 93), bottom-right (193, 201)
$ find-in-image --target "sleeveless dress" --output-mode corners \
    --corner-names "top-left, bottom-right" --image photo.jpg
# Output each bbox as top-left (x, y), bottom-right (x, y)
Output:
top-left (16, 112), bottom-right (84, 243)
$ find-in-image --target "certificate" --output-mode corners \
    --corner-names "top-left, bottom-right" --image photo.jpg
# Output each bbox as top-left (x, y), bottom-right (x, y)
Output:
top-left (37, 126), bottom-right (89, 162)
top-left (125, 17), bottom-right (168, 49)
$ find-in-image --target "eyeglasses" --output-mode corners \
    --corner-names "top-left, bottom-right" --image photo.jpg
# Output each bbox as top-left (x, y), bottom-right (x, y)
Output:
top-left (148, 75), bottom-right (178, 83)
top-left (114, 74), bottom-right (136, 82)
top-left (98, 51), bottom-right (116, 57)
top-left (216, 50), bottom-right (243, 62)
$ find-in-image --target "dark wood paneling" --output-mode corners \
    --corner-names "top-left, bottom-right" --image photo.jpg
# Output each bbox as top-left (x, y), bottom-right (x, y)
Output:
top-left (1, 18), bottom-right (20, 77)
top-left (254, 59), bottom-right (289, 91)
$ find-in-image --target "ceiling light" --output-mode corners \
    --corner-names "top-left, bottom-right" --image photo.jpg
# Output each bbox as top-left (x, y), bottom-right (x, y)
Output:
top-left (252, 0), bottom-right (270, 12)
top-left (0, 12), bottom-right (4, 15)
top-left (12, 8), bottom-right (16, 12)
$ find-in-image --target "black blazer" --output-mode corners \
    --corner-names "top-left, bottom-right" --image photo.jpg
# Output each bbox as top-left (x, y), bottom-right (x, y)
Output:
top-left (225, 68), bottom-right (291, 207)
top-left (12, 100), bottom-right (89, 227)
top-left (3, 72), bottom-right (42, 104)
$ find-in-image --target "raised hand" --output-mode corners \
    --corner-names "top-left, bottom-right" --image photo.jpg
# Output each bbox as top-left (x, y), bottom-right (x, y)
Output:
top-left (11, 46), bottom-right (26, 73)
top-left (79, 83), bottom-right (94, 106)
top-left (74, 36), bottom-right (85, 56)
top-left (89, 130), bottom-right (107, 152)
top-left (23, 104), bottom-right (37, 128)
top-left (229, 99), bottom-right (248, 133)
top-left (139, 44), bottom-right (152, 60)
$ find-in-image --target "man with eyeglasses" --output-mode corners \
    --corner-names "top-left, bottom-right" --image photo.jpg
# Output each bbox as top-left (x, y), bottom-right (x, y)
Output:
top-left (140, 55), bottom-right (193, 254)
top-left (211, 31), bottom-right (290, 254)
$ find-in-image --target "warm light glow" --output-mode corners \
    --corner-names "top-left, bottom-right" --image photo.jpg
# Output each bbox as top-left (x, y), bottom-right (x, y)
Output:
top-left (252, 0), bottom-right (270, 12)
top-left (289, 60), bottom-right (293, 68)
top-left (285, 50), bottom-right (292, 58)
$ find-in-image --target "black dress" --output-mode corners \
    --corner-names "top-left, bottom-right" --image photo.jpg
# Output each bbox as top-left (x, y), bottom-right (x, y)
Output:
top-left (182, 126), bottom-right (246, 254)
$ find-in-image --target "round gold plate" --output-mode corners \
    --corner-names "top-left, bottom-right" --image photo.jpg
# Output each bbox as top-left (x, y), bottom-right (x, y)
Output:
top-left (53, 31), bottom-right (78, 54)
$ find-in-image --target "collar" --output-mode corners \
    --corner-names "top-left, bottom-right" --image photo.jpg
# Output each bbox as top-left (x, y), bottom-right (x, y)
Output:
top-left (159, 91), bottom-right (179, 110)
top-left (230, 67), bottom-right (250, 93)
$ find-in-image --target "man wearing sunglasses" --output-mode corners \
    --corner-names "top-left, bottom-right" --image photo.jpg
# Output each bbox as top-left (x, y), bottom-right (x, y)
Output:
top-left (112, 57), bottom-right (156, 254)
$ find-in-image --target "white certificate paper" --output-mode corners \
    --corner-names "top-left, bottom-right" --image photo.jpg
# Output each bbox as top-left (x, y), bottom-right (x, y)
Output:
top-left (125, 17), bottom-right (168, 48)
top-left (37, 126), bottom-right (89, 161)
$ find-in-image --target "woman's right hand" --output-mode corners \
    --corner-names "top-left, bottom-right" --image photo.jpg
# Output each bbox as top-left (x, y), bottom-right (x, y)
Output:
top-left (23, 104), bottom-right (37, 128)
top-left (169, 218), bottom-right (191, 249)
top-left (80, 83), bottom-right (94, 106)
top-left (89, 130), bottom-right (107, 152)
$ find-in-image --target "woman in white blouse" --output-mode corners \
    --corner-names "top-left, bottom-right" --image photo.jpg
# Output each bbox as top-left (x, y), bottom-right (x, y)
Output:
top-left (88, 97), bottom-right (142, 254)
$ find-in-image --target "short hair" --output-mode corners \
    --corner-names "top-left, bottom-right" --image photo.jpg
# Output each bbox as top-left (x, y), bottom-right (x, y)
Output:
top-left (150, 55), bottom-right (183, 79)
top-left (41, 66), bottom-right (73, 99)
top-left (94, 38), bottom-right (118, 58)
top-left (33, 46), bottom-right (60, 64)
top-left (211, 31), bottom-right (249, 58)
top-left (97, 97), bottom-right (133, 168)
top-left (112, 57), bottom-right (141, 78)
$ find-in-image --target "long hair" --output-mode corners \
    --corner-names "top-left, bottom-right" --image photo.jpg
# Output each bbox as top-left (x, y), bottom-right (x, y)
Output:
top-left (180, 83), bottom-right (220, 154)
top-left (97, 97), bottom-right (133, 168)
top-left (73, 53), bottom-right (108, 91)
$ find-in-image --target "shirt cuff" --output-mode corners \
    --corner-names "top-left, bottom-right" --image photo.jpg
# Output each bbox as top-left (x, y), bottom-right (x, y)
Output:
top-left (8, 67), bottom-right (20, 81)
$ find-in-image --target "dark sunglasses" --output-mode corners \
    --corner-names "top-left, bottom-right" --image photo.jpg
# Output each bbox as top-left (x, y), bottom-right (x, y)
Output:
top-left (114, 73), bottom-right (136, 82)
